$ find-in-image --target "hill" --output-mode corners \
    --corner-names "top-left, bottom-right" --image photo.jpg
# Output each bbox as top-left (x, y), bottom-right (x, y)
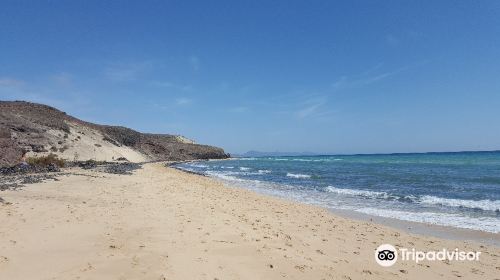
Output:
top-left (0, 101), bottom-right (229, 167)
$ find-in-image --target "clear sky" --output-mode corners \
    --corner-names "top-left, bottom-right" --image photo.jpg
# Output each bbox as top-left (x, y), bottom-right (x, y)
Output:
top-left (1, 1), bottom-right (499, 154)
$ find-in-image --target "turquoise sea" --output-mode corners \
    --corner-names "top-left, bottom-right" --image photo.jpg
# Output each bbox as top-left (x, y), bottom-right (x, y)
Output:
top-left (175, 151), bottom-right (500, 233)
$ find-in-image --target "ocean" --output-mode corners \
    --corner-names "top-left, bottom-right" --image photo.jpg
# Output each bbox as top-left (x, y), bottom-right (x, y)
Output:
top-left (174, 151), bottom-right (500, 233)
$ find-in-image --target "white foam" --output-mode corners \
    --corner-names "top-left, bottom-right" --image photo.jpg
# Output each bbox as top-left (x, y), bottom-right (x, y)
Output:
top-left (419, 196), bottom-right (500, 212)
top-left (325, 186), bottom-right (391, 199)
top-left (239, 167), bottom-right (251, 171)
top-left (286, 173), bottom-right (311, 179)
top-left (189, 163), bottom-right (209, 168)
top-left (221, 166), bottom-right (234, 169)
top-left (258, 169), bottom-right (271, 174)
top-left (205, 171), bottom-right (245, 182)
top-left (356, 208), bottom-right (500, 233)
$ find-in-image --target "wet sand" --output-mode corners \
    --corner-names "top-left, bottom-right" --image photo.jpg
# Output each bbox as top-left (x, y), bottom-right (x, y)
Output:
top-left (329, 208), bottom-right (500, 247)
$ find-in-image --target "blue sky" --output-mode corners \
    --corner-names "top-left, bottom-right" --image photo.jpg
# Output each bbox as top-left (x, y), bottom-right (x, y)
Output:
top-left (1, 1), bottom-right (499, 154)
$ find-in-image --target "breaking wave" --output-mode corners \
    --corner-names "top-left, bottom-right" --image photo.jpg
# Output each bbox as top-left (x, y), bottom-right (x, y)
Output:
top-left (420, 196), bottom-right (500, 212)
top-left (286, 173), bottom-right (311, 179)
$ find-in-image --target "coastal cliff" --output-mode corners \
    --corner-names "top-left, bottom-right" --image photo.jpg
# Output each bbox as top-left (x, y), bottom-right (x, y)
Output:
top-left (0, 101), bottom-right (229, 167)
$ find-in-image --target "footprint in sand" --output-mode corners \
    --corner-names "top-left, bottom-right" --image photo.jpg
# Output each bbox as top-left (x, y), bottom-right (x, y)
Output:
top-left (131, 255), bottom-right (140, 266)
top-left (0, 256), bottom-right (9, 267)
top-left (295, 265), bottom-right (310, 272)
top-left (80, 262), bottom-right (94, 272)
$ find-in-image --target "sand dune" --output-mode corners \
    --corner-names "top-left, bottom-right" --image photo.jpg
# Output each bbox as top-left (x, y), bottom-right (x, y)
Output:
top-left (0, 163), bottom-right (498, 279)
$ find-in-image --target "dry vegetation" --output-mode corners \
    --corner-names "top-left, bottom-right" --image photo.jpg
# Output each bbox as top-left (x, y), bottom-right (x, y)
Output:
top-left (26, 154), bottom-right (66, 168)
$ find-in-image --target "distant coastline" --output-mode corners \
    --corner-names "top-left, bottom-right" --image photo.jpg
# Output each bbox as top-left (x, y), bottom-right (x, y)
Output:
top-left (234, 149), bottom-right (500, 158)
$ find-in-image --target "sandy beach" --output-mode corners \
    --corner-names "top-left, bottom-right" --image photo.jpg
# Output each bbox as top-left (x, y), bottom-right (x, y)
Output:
top-left (0, 163), bottom-right (499, 280)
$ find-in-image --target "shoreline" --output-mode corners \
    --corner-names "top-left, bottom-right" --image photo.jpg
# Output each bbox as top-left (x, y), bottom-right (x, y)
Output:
top-left (330, 208), bottom-right (500, 247)
top-left (0, 162), bottom-right (498, 279)
top-left (171, 163), bottom-right (500, 247)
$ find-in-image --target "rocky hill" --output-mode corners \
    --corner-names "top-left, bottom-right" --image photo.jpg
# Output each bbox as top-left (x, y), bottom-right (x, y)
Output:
top-left (0, 101), bottom-right (229, 167)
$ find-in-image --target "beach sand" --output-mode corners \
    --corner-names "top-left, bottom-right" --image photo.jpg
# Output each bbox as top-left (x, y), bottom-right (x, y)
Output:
top-left (0, 163), bottom-right (498, 279)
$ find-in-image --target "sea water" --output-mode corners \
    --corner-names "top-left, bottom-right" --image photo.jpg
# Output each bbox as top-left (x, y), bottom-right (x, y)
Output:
top-left (175, 151), bottom-right (500, 233)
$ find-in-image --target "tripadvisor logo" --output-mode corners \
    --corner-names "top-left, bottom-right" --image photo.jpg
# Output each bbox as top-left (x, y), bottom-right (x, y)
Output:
top-left (375, 244), bottom-right (481, 267)
top-left (375, 244), bottom-right (398, 267)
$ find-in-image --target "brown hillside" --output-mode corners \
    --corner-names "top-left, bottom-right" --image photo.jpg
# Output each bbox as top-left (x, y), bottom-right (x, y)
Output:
top-left (0, 101), bottom-right (229, 166)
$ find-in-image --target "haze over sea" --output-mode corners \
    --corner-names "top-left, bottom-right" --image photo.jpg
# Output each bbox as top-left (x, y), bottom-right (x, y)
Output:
top-left (176, 151), bottom-right (500, 233)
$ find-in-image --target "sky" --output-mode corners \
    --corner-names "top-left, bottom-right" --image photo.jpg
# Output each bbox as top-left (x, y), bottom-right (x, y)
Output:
top-left (1, 1), bottom-right (500, 154)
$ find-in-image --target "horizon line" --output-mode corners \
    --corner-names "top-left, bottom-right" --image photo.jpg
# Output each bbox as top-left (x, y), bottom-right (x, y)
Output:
top-left (233, 149), bottom-right (500, 158)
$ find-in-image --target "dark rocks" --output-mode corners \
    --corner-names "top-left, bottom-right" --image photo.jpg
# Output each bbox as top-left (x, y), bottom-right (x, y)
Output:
top-left (0, 183), bottom-right (22, 191)
top-left (68, 160), bottom-right (141, 175)
top-left (102, 136), bottom-right (121, 147)
top-left (0, 161), bottom-right (140, 193)
top-left (76, 160), bottom-right (98, 169)
top-left (29, 144), bottom-right (47, 153)
top-left (99, 126), bottom-right (141, 147)
top-left (0, 164), bottom-right (35, 176)
top-left (47, 163), bottom-right (60, 172)
top-left (0, 162), bottom-right (62, 176)
top-left (21, 173), bottom-right (58, 184)
top-left (0, 126), bottom-right (23, 167)
top-left (0, 127), bottom-right (10, 138)
top-left (0, 173), bottom-right (58, 191)
top-left (101, 162), bottom-right (141, 175)
top-left (0, 165), bottom-right (60, 191)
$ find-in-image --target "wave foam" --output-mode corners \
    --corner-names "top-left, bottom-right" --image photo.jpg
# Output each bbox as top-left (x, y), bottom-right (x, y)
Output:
top-left (205, 171), bottom-right (245, 182)
top-left (357, 208), bottom-right (500, 233)
top-left (286, 173), bottom-right (311, 179)
top-left (419, 196), bottom-right (500, 212)
top-left (325, 187), bottom-right (500, 212)
top-left (325, 186), bottom-right (391, 199)
top-left (189, 164), bottom-right (209, 168)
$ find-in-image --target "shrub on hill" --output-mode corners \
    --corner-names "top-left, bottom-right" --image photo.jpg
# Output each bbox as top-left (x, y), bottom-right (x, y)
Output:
top-left (26, 154), bottom-right (66, 168)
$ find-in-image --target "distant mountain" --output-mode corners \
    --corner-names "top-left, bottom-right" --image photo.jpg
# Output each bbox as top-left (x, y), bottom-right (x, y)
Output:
top-left (0, 101), bottom-right (229, 167)
top-left (234, 150), bottom-right (319, 158)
